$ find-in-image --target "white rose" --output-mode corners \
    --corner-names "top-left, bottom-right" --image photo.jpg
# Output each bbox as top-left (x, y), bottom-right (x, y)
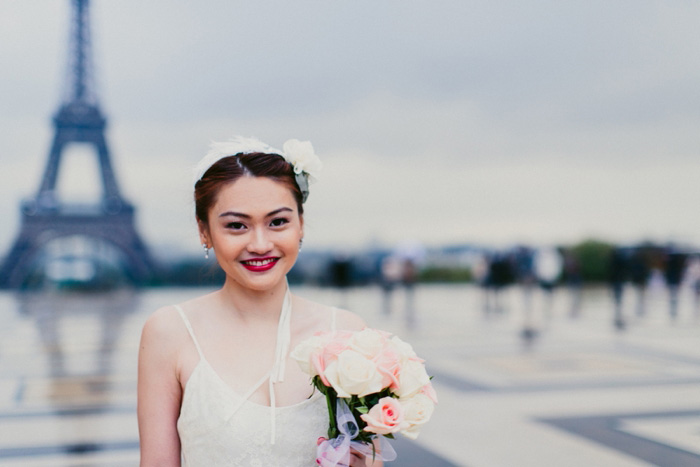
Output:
top-left (395, 359), bottom-right (430, 399)
top-left (324, 349), bottom-right (384, 398)
top-left (282, 139), bottom-right (322, 179)
top-left (290, 335), bottom-right (324, 376)
top-left (350, 328), bottom-right (386, 358)
top-left (399, 393), bottom-right (435, 440)
top-left (389, 335), bottom-right (418, 364)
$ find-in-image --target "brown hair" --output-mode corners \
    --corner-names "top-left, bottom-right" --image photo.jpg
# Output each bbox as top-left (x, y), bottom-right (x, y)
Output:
top-left (194, 152), bottom-right (304, 226)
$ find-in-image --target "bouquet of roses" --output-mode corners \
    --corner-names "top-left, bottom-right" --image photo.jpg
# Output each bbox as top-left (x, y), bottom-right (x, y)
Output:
top-left (291, 328), bottom-right (437, 466)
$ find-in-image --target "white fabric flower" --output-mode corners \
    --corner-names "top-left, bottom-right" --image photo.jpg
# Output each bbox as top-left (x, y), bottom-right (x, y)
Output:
top-left (282, 139), bottom-right (322, 181)
top-left (193, 136), bottom-right (281, 183)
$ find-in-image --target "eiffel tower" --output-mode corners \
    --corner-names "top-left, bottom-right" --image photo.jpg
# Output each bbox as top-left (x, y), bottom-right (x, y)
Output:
top-left (0, 0), bottom-right (155, 288)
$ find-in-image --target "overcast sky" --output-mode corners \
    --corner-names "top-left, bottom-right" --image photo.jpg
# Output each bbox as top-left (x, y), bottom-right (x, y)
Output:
top-left (2, 0), bottom-right (700, 257)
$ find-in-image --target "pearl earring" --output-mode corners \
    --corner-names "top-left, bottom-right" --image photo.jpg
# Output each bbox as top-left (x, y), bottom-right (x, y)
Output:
top-left (203, 244), bottom-right (209, 259)
top-left (299, 238), bottom-right (303, 251)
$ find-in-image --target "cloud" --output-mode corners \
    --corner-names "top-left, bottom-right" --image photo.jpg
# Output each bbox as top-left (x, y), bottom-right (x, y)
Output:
top-left (2, 0), bottom-right (700, 255)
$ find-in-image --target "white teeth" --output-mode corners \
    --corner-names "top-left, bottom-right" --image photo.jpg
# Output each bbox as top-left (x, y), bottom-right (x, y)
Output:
top-left (246, 258), bottom-right (275, 266)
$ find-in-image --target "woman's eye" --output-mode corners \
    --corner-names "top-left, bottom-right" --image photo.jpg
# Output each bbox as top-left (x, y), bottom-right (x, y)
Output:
top-left (226, 222), bottom-right (246, 230)
top-left (270, 218), bottom-right (289, 227)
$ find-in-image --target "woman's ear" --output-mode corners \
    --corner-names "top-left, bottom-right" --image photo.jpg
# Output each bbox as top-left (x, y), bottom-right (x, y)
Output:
top-left (197, 219), bottom-right (210, 247)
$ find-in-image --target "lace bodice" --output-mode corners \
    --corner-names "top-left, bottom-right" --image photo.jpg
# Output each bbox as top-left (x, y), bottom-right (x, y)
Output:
top-left (176, 358), bottom-right (327, 466)
top-left (173, 294), bottom-right (332, 466)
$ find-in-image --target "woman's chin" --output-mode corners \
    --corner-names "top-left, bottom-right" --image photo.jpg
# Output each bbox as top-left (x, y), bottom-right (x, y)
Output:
top-left (227, 269), bottom-right (290, 292)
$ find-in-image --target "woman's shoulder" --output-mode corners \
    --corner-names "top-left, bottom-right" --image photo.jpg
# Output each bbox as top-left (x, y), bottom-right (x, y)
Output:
top-left (143, 288), bottom-right (215, 337)
top-left (332, 307), bottom-right (366, 331)
top-left (292, 295), bottom-right (366, 332)
top-left (142, 290), bottom-right (219, 336)
top-left (140, 304), bottom-right (190, 350)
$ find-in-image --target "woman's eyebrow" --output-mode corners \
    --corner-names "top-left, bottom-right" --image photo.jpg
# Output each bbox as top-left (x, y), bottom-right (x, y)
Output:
top-left (266, 207), bottom-right (294, 217)
top-left (219, 211), bottom-right (249, 218)
top-left (218, 207), bottom-right (293, 219)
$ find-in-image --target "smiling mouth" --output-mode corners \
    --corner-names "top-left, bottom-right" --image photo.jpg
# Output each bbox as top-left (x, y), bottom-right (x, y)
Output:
top-left (241, 257), bottom-right (279, 271)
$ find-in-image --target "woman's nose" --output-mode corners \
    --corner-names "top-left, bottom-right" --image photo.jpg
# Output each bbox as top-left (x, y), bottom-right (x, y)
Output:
top-left (247, 228), bottom-right (273, 254)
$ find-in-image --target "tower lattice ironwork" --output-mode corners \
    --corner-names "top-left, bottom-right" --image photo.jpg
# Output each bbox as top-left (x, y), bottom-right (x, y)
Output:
top-left (0, 0), bottom-right (155, 288)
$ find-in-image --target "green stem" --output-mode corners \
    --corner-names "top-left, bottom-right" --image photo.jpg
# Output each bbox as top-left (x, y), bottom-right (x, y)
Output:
top-left (326, 391), bottom-right (338, 439)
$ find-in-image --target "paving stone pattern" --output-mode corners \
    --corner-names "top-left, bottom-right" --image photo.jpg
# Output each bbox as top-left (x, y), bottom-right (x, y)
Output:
top-left (0, 283), bottom-right (698, 466)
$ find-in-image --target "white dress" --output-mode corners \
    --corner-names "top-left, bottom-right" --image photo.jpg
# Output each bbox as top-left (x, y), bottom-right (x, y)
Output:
top-left (173, 292), bottom-right (331, 466)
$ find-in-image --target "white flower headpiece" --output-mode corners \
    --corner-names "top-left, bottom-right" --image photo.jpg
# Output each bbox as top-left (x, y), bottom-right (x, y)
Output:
top-left (193, 136), bottom-right (322, 202)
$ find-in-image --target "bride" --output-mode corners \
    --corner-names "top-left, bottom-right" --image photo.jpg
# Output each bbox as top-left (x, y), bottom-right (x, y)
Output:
top-left (137, 137), bottom-right (380, 466)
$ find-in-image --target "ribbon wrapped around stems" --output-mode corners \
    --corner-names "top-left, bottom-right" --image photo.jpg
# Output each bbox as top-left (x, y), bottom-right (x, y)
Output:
top-left (316, 400), bottom-right (397, 467)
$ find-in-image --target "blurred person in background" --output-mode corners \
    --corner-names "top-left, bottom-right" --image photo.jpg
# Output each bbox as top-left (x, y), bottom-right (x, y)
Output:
top-left (513, 246), bottom-right (537, 341)
top-left (329, 253), bottom-right (353, 309)
top-left (664, 247), bottom-right (688, 320)
top-left (472, 252), bottom-right (491, 315)
top-left (485, 251), bottom-right (514, 315)
top-left (533, 246), bottom-right (563, 321)
top-left (685, 253), bottom-right (700, 320)
top-left (401, 257), bottom-right (418, 328)
top-left (380, 255), bottom-right (402, 316)
top-left (628, 247), bottom-right (651, 318)
top-left (562, 249), bottom-right (583, 318)
top-left (608, 247), bottom-right (628, 330)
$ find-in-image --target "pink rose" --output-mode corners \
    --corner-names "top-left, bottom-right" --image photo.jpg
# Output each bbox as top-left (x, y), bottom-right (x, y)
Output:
top-left (320, 331), bottom-right (351, 363)
top-left (324, 333), bottom-right (351, 358)
top-left (316, 332), bottom-right (354, 388)
top-left (361, 397), bottom-right (404, 435)
top-left (311, 350), bottom-right (330, 386)
top-left (374, 347), bottom-right (401, 390)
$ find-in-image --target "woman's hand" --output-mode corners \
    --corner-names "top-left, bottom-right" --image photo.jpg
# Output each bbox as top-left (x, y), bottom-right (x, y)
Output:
top-left (346, 449), bottom-right (365, 467)
top-left (354, 448), bottom-right (384, 467)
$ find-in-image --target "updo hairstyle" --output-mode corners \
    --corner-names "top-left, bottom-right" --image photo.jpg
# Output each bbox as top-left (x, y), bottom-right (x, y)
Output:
top-left (194, 152), bottom-right (304, 226)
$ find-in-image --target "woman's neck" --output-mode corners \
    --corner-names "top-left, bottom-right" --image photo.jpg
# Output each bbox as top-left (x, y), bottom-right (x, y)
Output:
top-left (218, 278), bottom-right (289, 322)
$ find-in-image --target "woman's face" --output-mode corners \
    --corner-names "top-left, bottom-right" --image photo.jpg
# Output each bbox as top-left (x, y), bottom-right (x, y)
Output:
top-left (200, 176), bottom-right (303, 293)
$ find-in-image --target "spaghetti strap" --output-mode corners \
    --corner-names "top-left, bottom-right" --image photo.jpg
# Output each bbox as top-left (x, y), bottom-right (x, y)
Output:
top-left (330, 307), bottom-right (338, 332)
top-left (174, 304), bottom-right (205, 360)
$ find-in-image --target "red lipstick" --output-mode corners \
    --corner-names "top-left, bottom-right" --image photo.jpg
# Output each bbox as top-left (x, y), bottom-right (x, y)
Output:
top-left (240, 257), bottom-right (279, 272)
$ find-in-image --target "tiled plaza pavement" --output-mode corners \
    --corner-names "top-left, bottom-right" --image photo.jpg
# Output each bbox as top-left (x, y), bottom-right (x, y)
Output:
top-left (0, 283), bottom-right (699, 466)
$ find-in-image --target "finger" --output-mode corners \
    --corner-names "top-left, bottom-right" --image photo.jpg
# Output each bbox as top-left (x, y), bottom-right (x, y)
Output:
top-left (347, 451), bottom-right (365, 467)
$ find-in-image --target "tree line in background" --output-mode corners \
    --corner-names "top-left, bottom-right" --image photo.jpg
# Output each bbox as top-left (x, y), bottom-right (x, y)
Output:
top-left (420, 239), bottom-right (695, 287)
top-left (154, 238), bottom-right (697, 290)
